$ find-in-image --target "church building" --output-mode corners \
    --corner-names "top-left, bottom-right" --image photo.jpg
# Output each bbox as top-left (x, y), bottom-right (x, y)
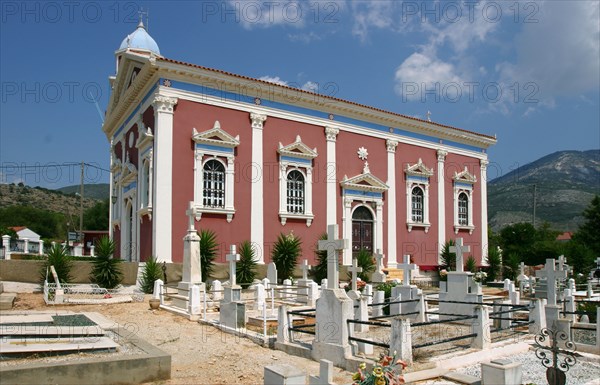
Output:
top-left (103, 21), bottom-right (496, 271)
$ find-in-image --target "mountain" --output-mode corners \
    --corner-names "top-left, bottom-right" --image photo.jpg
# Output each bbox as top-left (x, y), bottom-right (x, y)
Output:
top-left (488, 150), bottom-right (600, 231)
top-left (57, 183), bottom-right (110, 200)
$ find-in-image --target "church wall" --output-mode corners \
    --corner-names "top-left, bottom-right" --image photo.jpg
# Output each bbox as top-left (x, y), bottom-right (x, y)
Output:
top-left (395, 145), bottom-right (440, 267)
top-left (113, 227), bottom-right (121, 259)
top-left (139, 216), bottom-right (152, 261)
top-left (444, 152), bottom-right (483, 265)
top-left (170, 100), bottom-right (253, 263)
top-left (261, 116), bottom-right (327, 264)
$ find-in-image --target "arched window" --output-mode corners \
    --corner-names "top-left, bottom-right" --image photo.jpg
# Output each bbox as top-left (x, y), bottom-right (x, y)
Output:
top-left (286, 170), bottom-right (305, 214)
top-left (203, 160), bottom-right (225, 208)
top-left (458, 192), bottom-right (469, 226)
top-left (411, 186), bottom-right (424, 223)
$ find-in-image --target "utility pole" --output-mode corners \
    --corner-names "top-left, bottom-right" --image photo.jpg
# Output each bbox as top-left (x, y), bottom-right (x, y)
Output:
top-left (79, 161), bottom-right (84, 243)
top-left (532, 184), bottom-right (537, 228)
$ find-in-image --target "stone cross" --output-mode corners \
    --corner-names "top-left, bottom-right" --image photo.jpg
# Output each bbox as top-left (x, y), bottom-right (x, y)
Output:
top-left (226, 244), bottom-right (240, 287)
top-left (348, 257), bottom-right (363, 292)
top-left (558, 255), bottom-right (567, 273)
top-left (317, 224), bottom-right (348, 289)
top-left (519, 262), bottom-right (526, 277)
top-left (374, 249), bottom-right (385, 273)
top-left (398, 255), bottom-right (418, 286)
top-left (449, 238), bottom-right (470, 273)
top-left (536, 258), bottom-right (567, 306)
top-left (300, 259), bottom-right (311, 281)
top-left (185, 202), bottom-right (197, 232)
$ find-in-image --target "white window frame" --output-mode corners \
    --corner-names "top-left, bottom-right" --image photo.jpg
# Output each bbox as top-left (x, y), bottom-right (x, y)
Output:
top-left (453, 166), bottom-right (476, 234)
top-left (277, 135), bottom-right (317, 226)
top-left (192, 121), bottom-right (239, 223)
top-left (136, 123), bottom-right (153, 220)
top-left (405, 158), bottom-right (433, 233)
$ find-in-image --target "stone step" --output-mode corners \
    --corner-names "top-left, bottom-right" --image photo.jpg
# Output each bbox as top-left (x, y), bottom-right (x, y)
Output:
top-left (0, 325), bottom-right (105, 337)
top-left (0, 293), bottom-right (16, 311)
top-left (0, 336), bottom-right (118, 354)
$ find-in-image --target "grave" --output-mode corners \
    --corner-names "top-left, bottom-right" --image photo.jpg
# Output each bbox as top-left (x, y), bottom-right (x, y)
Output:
top-left (219, 244), bottom-right (246, 329)
top-left (390, 255), bottom-right (424, 320)
top-left (438, 238), bottom-right (483, 323)
top-left (535, 258), bottom-right (567, 326)
top-left (297, 259), bottom-right (314, 305)
top-left (371, 250), bottom-right (387, 283)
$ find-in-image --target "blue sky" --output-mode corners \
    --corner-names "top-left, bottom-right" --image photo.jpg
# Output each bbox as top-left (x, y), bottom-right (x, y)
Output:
top-left (1, 0), bottom-right (598, 188)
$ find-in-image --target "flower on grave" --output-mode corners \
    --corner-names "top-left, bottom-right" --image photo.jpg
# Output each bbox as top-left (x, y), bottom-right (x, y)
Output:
top-left (103, 293), bottom-right (112, 299)
top-left (473, 271), bottom-right (487, 283)
top-left (351, 353), bottom-right (405, 385)
top-left (439, 269), bottom-right (447, 277)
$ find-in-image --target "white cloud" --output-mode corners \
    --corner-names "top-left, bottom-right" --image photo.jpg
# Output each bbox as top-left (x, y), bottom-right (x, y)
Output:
top-left (230, 0), bottom-right (306, 29)
top-left (301, 81), bottom-right (319, 92)
top-left (258, 76), bottom-right (289, 86)
top-left (258, 76), bottom-right (320, 93)
top-left (287, 31), bottom-right (323, 44)
top-left (351, 1), bottom-right (396, 42)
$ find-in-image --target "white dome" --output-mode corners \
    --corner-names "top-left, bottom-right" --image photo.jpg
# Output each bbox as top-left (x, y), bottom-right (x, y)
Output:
top-left (119, 20), bottom-right (160, 55)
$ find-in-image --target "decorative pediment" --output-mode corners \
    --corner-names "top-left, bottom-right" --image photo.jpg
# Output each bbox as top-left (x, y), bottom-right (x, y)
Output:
top-left (341, 162), bottom-right (388, 193)
top-left (453, 167), bottom-right (477, 184)
top-left (192, 121), bottom-right (240, 148)
top-left (120, 154), bottom-right (138, 183)
top-left (405, 158), bottom-right (434, 177)
top-left (278, 135), bottom-right (317, 160)
top-left (135, 125), bottom-right (154, 149)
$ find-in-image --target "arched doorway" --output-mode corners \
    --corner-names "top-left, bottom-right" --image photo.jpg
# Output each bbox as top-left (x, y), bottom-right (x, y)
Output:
top-left (352, 205), bottom-right (374, 257)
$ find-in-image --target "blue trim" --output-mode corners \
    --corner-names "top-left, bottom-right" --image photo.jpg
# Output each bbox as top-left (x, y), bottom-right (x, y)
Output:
top-left (196, 143), bottom-right (234, 153)
top-left (455, 182), bottom-right (474, 188)
top-left (281, 156), bottom-right (312, 165)
top-left (124, 181), bottom-right (137, 193)
top-left (407, 175), bottom-right (429, 183)
top-left (165, 79), bottom-right (485, 152)
top-left (345, 189), bottom-right (383, 199)
top-left (114, 84), bottom-right (158, 138)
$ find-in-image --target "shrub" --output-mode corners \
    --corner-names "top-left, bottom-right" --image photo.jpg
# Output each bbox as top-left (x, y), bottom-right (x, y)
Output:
top-left (313, 233), bottom-right (328, 283)
top-left (90, 236), bottom-right (122, 289)
top-left (271, 232), bottom-right (302, 282)
top-left (465, 255), bottom-right (477, 273)
top-left (440, 240), bottom-right (456, 271)
top-left (503, 252), bottom-right (520, 281)
top-left (199, 229), bottom-right (218, 281)
top-left (577, 301), bottom-right (598, 323)
top-left (486, 246), bottom-right (502, 282)
top-left (40, 244), bottom-right (73, 285)
top-left (138, 256), bottom-right (162, 294)
top-left (236, 240), bottom-right (257, 289)
top-left (348, 249), bottom-right (376, 282)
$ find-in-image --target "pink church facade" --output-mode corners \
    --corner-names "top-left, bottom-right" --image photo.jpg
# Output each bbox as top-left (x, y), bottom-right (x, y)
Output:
top-left (103, 23), bottom-right (496, 270)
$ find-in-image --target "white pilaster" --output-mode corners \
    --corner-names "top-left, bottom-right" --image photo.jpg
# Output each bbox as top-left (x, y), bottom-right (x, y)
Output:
top-left (386, 140), bottom-right (398, 268)
top-left (152, 95), bottom-right (178, 263)
top-left (342, 198), bottom-right (352, 264)
top-left (480, 159), bottom-right (489, 266)
top-left (108, 139), bottom-right (114, 238)
top-left (375, 200), bottom-right (384, 256)
top-left (250, 113), bottom-right (267, 263)
top-left (437, 149), bottom-right (447, 264)
top-left (325, 127), bottom-right (339, 226)
top-left (225, 155), bottom-right (235, 212)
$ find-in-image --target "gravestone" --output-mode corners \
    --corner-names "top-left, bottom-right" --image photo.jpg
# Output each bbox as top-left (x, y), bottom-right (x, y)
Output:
top-left (536, 258), bottom-right (567, 327)
top-left (308, 359), bottom-right (334, 385)
top-left (348, 257), bottom-right (363, 294)
top-left (438, 238), bottom-right (482, 323)
top-left (211, 280), bottom-right (223, 301)
top-left (371, 249), bottom-right (387, 283)
top-left (282, 279), bottom-right (292, 299)
top-left (255, 283), bottom-right (266, 311)
top-left (297, 260), bottom-right (313, 305)
top-left (364, 284), bottom-right (373, 305)
top-left (220, 245), bottom-right (245, 329)
top-left (390, 255), bottom-right (422, 319)
top-left (267, 262), bottom-right (278, 285)
top-left (312, 224), bottom-right (353, 367)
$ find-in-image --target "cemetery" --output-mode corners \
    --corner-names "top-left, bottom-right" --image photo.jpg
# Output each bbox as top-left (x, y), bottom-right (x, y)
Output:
top-left (1, 216), bottom-right (599, 384)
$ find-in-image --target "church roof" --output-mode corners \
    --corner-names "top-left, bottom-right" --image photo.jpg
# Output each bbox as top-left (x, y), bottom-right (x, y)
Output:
top-left (118, 20), bottom-right (160, 55)
top-left (156, 57), bottom-right (497, 143)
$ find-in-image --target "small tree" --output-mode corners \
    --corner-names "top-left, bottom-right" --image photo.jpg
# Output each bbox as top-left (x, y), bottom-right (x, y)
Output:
top-left (313, 233), bottom-right (328, 283)
top-left (138, 256), bottom-right (163, 294)
top-left (90, 236), bottom-right (123, 289)
top-left (40, 244), bottom-right (73, 285)
top-left (485, 246), bottom-right (502, 282)
top-left (503, 252), bottom-right (520, 281)
top-left (440, 240), bottom-right (456, 271)
top-left (199, 229), bottom-right (218, 281)
top-left (236, 240), bottom-right (257, 289)
top-left (573, 195), bottom-right (600, 256)
top-left (465, 255), bottom-right (477, 273)
top-left (271, 232), bottom-right (302, 282)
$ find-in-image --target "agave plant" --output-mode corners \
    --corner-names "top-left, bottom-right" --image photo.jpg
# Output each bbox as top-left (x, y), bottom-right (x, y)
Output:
top-left (236, 240), bottom-right (257, 289)
top-left (440, 240), bottom-right (456, 271)
top-left (138, 256), bottom-right (163, 294)
top-left (90, 236), bottom-right (123, 289)
top-left (348, 248), bottom-right (376, 282)
top-left (271, 232), bottom-right (302, 282)
top-left (465, 255), bottom-right (477, 273)
top-left (200, 229), bottom-right (218, 281)
top-left (40, 244), bottom-right (73, 285)
top-left (485, 246), bottom-right (502, 282)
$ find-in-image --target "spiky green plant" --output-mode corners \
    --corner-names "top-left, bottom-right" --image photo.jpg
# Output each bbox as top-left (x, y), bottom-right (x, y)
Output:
top-left (40, 244), bottom-right (73, 285)
top-left (503, 252), bottom-right (520, 281)
top-left (313, 233), bottom-right (328, 283)
top-left (485, 246), bottom-right (502, 282)
top-left (348, 248), bottom-right (376, 282)
top-left (271, 232), bottom-right (302, 282)
top-left (236, 240), bottom-right (257, 289)
top-left (90, 236), bottom-right (122, 289)
top-left (465, 255), bottom-right (477, 273)
top-left (138, 256), bottom-right (162, 294)
top-left (440, 240), bottom-right (456, 271)
top-left (199, 229), bottom-right (218, 281)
